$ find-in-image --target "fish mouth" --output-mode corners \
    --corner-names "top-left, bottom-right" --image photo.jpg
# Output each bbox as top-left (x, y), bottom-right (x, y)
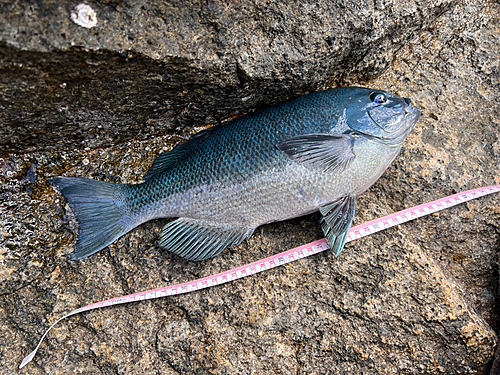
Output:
top-left (403, 98), bottom-right (413, 111)
top-left (357, 99), bottom-right (420, 146)
top-left (390, 104), bottom-right (421, 144)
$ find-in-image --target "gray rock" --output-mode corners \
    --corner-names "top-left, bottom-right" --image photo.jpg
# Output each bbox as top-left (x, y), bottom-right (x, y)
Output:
top-left (0, 0), bottom-right (456, 153)
top-left (1, 0), bottom-right (500, 374)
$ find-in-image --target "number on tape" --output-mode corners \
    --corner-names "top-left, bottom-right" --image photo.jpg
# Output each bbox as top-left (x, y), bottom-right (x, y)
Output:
top-left (20, 184), bottom-right (500, 369)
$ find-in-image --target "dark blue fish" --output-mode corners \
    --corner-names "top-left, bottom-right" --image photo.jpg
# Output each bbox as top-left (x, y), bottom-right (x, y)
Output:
top-left (50, 87), bottom-right (420, 261)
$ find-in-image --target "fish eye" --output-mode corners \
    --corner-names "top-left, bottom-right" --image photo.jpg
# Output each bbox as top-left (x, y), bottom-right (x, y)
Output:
top-left (370, 92), bottom-right (388, 105)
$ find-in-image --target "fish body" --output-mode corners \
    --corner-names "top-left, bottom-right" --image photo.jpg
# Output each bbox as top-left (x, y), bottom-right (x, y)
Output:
top-left (50, 87), bottom-right (420, 261)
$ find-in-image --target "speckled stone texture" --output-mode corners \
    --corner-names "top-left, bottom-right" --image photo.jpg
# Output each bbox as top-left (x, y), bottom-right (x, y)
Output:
top-left (0, 0), bottom-right (456, 153)
top-left (1, 0), bottom-right (500, 374)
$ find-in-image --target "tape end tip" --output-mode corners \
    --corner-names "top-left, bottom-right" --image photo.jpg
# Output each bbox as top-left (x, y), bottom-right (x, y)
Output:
top-left (19, 350), bottom-right (36, 369)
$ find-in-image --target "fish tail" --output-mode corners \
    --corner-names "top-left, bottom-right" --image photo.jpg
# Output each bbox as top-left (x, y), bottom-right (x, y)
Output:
top-left (49, 176), bottom-right (135, 260)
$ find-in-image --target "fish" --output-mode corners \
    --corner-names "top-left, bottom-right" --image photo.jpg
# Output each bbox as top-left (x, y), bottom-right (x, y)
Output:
top-left (49, 87), bottom-right (421, 261)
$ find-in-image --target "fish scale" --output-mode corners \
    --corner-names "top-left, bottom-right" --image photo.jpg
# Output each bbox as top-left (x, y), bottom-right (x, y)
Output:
top-left (131, 95), bottom-right (344, 219)
top-left (49, 87), bottom-right (420, 261)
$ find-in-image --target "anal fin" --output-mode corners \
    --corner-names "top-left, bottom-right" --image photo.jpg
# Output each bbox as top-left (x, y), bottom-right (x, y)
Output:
top-left (160, 218), bottom-right (255, 261)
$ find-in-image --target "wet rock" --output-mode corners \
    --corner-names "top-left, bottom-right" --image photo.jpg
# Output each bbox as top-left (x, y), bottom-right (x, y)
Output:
top-left (1, 0), bottom-right (500, 374)
top-left (0, 0), bottom-right (456, 153)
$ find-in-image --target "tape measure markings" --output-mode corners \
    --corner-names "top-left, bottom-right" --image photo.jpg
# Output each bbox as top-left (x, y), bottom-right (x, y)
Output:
top-left (19, 184), bottom-right (500, 369)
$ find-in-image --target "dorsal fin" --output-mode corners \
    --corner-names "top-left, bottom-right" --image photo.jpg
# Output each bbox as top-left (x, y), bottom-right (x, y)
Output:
top-left (144, 142), bottom-right (192, 181)
top-left (144, 126), bottom-right (218, 181)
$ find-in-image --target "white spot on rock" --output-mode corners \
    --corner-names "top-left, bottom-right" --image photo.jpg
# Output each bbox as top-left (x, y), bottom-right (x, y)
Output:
top-left (71, 4), bottom-right (97, 28)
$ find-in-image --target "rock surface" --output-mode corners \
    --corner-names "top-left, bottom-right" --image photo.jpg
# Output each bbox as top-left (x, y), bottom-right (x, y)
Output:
top-left (1, 0), bottom-right (500, 374)
top-left (0, 0), bottom-right (456, 153)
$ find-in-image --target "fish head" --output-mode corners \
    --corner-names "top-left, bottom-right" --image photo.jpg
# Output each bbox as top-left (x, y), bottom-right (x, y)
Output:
top-left (342, 87), bottom-right (421, 146)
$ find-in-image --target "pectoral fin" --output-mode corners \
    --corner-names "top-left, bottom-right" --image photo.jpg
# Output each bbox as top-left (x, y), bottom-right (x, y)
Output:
top-left (276, 133), bottom-right (355, 174)
top-left (319, 195), bottom-right (356, 257)
top-left (160, 218), bottom-right (255, 261)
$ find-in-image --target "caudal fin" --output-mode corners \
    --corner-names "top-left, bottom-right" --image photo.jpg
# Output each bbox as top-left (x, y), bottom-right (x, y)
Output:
top-left (49, 176), bottom-right (134, 260)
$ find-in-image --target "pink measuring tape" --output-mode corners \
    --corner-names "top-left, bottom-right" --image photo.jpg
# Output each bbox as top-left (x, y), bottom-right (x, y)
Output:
top-left (20, 184), bottom-right (500, 369)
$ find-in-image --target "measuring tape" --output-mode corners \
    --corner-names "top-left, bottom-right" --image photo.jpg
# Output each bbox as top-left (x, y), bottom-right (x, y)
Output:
top-left (20, 184), bottom-right (500, 369)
